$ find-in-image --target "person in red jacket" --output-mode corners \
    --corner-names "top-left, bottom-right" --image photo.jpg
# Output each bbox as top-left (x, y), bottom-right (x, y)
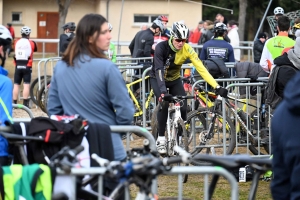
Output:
top-left (5, 23), bottom-right (14, 57)
top-left (189, 21), bottom-right (204, 44)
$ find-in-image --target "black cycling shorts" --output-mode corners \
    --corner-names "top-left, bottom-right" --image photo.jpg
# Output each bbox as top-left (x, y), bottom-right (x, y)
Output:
top-left (14, 66), bottom-right (32, 85)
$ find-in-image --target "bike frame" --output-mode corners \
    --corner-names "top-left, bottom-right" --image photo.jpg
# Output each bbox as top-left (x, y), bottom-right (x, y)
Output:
top-left (126, 75), bottom-right (154, 117)
top-left (166, 101), bottom-right (182, 156)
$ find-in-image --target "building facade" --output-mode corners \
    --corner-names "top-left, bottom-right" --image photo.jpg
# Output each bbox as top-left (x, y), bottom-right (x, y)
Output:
top-left (0, 0), bottom-right (203, 53)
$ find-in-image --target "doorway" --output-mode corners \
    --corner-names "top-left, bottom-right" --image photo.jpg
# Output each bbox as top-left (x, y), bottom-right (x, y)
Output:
top-left (37, 12), bottom-right (59, 53)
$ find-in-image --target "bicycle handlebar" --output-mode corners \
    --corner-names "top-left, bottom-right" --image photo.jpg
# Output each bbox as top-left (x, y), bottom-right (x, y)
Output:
top-left (192, 154), bottom-right (272, 171)
top-left (92, 144), bottom-right (191, 178)
top-left (50, 145), bottom-right (84, 173)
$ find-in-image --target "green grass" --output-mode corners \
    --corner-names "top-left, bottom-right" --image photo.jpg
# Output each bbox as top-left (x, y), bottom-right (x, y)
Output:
top-left (126, 137), bottom-right (272, 200)
top-left (129, 175), bottom-right (272, 199)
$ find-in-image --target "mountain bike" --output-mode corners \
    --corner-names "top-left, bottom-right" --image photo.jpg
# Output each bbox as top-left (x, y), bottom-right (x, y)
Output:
top-left (183, 77), bottom-right (271, 155)
top-left (151, 95), bottom-right (195, 183)
top-left (151, 95), bottom-right (195, 156)
top-left (126, 74), bottom-right (155, 126)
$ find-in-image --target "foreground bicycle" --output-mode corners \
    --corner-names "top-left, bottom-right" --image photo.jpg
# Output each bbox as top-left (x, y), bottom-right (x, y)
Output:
top-left (92, 140), bottom-right (191, 200)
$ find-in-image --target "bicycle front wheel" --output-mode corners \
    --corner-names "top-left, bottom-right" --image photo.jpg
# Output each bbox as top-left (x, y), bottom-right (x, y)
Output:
top-left (186, 108), bottom-right (236, 159)
top-left (175, 118), bottom-right (189, 183)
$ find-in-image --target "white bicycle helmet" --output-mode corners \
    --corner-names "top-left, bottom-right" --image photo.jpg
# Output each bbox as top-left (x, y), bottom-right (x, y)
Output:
top-left (274, 7), bottom-right (284, 15)
top-left (20, 26), bottom-right (31, 35)
top-left (152, 19), bottom-right (165, 32)
top-left (108, 23), bottom-right (113, 31)
top-left (214, 22), bottom-right (228, 33)
top-left (170, 22), bottom-right (189, 39)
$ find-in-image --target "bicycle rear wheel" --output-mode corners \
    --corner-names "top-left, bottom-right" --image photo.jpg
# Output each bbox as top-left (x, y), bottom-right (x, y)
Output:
top-left (186, 108), bottom-right (236, 162)
top-left (37, 80), bottom-right (51, 114)
top-left (30, 76), bottom-right (52, 106)
top-left (234, 94), bottom-right (270, 155)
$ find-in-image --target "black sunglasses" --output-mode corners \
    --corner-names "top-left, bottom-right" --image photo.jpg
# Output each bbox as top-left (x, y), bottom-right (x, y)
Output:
top-left (174, 38), bottom-right (187, 43)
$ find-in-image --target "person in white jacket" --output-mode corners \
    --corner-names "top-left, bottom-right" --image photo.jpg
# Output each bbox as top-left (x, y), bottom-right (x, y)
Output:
top-left (227, 20), bottom-right (240, 62)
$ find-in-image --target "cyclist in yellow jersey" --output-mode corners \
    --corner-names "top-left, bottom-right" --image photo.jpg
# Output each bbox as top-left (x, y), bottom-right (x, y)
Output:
top-left (150, 22), bottom-right (228, 154)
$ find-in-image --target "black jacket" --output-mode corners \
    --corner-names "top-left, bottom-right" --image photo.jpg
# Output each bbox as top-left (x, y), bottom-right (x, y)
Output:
top-left (253, 39), bottom-right (265, 63)
top-left (129, 28), bottom-right (154, 58)
top-left (59, 32), bottom-right (75, 55)
top-left (274, 53), bottom-right (299, 98)
top-left (271, 72), bottom-right (300, 200)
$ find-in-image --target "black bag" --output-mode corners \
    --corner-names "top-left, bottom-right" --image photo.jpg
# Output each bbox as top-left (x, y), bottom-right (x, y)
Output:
top-left (194, 58), bottom-right (230, 80)
top-left (27, 117), bottom-right (85, 164)
top-left (265, 65), bottom-right (297, 109)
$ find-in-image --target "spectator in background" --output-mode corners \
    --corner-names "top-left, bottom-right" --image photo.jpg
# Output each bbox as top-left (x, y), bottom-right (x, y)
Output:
top-left (5, 23), bottom-right (14, 57)
top-left (273, 7), bottom-right (284, 36)
top-left (215, 13), bottom-right (228, 26)
top-left (253, 32), bottom-right (267, 63)
top-left (260, 16), bottom-right (295, 73)
top-left (189, 21), bottom-right (204, 44)
top-left (272, 30), bottom-right (300, 100)
top-left (199, 20), bottom-right (214, 45)
top-left (129, 19), bottom-right (164, 58)
top-left (274, 7), bottom-right (284, 21)
top-left (59, 22), bottom-right (76, 56)
top-left (227, 20), bottom-right (240, 62)
top-left (200, 22), bottom-right (235, 62)
top-left (105, 23), bottom-right (117, 63)
top-left (140, 24), bottom-right (148, 30)
top-left (153, 15), bottom-right (170, 50)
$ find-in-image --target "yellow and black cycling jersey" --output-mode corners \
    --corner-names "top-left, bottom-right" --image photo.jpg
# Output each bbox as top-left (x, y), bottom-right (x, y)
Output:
top-left (150, 40), bottom-right (218, 94)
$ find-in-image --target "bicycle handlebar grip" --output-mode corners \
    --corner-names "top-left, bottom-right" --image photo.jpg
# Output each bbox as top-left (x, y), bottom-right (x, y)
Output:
top-left (70, 145), bottom-right (84, 157)
top-left (91, 153), bottom-right (109, 167)
top-left (173, 146), bottom-right (191, 164)
top-left (162, 157), bottom-right (184, 165)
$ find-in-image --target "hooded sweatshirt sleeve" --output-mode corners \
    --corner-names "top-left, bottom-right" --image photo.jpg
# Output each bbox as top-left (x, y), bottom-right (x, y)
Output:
top-left (154, 42), bottom-right (168, 94)
top-left (0, 75), bottom-right (13, 125)
top-left (106, 64), bottom-right (134, 125)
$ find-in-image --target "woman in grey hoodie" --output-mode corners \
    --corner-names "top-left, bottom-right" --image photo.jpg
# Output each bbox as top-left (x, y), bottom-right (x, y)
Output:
top-left (47, 14), bottom-right (134, 161)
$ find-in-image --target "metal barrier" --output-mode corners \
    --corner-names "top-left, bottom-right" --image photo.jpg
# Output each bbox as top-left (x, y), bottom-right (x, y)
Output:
top-left (12, 104), bottom-right (35, 119)
top-left (189, 78), bottom-right (270, 156)
top-left (225, 82), bottom-right (271, 156)
top-left (55, 165), bottom-right (239, 200)
top-left (165, 166), bottom-right (239, 200)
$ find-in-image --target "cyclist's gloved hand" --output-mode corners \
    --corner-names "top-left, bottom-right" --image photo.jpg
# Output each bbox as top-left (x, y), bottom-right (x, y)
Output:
top-left (215, 86), bottom-right (228, 98)
top-left (159, 93), bottom-right (173, 102)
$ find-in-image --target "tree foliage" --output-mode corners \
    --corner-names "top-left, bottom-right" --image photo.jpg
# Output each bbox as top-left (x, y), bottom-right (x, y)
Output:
top-left (202, 0), bottom-right (299, 41)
